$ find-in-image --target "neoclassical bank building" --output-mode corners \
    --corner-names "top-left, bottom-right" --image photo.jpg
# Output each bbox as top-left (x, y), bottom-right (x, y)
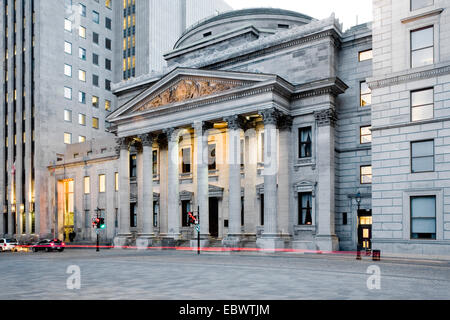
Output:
top-left (46, 4), bottom-right (450, 255)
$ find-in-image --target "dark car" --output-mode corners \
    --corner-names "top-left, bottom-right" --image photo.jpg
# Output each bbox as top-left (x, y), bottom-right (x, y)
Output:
top-left (31, 239), bottom-right (65, 252)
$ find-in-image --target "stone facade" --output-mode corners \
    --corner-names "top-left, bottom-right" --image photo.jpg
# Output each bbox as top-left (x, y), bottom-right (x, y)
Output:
top-left (6, 2), bottom-right (450, 257)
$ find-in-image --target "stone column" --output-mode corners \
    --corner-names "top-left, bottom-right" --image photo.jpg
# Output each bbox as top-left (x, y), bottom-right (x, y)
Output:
top-left (164, 128), bottom-right (181, 241)
top-left (314, 109), bottom-right (339, 251)
top-left (114, 137), bottom-right (132, 248)
top-left (137, 133), bottom-right (155, 249)
top-left (194, 121), bottom-right (212, 245)
top-left (256, 108), bottom-right (284, 251)
top-left (222, 115), bottom-right (245, 248)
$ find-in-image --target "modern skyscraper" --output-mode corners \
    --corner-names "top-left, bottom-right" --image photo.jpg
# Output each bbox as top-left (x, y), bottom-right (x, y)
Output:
top-left (0, 0), bottom-right (231, 239)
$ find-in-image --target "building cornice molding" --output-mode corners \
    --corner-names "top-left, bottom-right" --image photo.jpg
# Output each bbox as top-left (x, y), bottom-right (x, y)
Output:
top-left (368, 62), bottom-right (450, 89)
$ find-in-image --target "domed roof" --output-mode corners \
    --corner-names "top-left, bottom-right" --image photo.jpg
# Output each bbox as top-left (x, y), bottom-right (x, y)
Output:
top-left (175, 8), bottom-right (315, 49)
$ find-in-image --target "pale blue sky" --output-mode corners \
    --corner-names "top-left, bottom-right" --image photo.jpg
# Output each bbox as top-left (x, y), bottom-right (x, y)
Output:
top-left (224, 0), bottom-right (373, 31)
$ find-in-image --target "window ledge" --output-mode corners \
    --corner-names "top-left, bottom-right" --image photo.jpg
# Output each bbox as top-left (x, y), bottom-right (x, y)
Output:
top-left (401, 8), bottom-right (444, 24)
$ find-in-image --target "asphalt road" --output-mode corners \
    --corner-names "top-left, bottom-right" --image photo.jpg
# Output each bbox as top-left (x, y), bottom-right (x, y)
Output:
top-left (1, 249), bottom-right (449, 300)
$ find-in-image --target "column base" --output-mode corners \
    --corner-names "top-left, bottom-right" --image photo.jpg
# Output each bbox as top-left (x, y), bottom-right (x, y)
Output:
top-left (136, 235), bottom-right (155, 250)
top-left (189, 239), bottom-right (210, 249)
top-left (222, 235), bottom-right (242, 250)
top-left (256, 236), bottom-right (285, 252)
top-left (113, 234), bottom-right (132, 249)
top-left (314, 235), bottom-right (339, 252)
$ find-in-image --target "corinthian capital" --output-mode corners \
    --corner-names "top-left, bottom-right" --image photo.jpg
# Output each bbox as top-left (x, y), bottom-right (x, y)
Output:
top-left (138, 133), bottom-right (155, 147)
top-left (163, 127), bottom-right (179, 143)
top-left (223, 115), bottom-right (245, 131)
top-left (259, 108), bottom-right (280, 126)
top-left (116, 137), bottom-right (131, 153)
top-left (314, 109), bottom-right (337, 127)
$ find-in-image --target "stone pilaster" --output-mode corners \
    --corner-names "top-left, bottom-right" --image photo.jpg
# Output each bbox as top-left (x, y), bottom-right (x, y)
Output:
top-left (137, 133), bottom-right (155, 249)
top-left (114, 137), bottom-right (132, 248)
top-left (222, 115), bottom-right (245, 248)
top-left (314, 109), bottom-right (339, 251)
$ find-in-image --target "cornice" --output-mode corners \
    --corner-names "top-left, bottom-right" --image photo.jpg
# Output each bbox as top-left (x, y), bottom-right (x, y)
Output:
top-left (368, 62), bottom-right (450, 89)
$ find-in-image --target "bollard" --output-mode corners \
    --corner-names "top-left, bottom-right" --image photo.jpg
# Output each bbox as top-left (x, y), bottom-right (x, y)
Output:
top-left (372, 249), bottom-right (381, 261)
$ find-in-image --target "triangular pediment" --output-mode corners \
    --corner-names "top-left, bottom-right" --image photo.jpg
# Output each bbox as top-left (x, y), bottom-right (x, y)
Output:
top-left (108, 68), bottom-right (280, 121)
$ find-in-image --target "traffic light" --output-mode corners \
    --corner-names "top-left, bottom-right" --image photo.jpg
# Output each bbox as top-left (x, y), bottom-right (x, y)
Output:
top-left (92, 218), bottom-right (100, 228)
top-left (99, 218), bottom-right (105, 229)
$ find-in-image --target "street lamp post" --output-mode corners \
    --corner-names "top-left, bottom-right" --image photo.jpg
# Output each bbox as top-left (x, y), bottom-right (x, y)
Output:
top-left (355, 192), bottom-right (361, 260)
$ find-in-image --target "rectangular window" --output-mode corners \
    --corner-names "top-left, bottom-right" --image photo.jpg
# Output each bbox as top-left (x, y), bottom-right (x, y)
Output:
top-left (115, 172), bottom-right (119, 191)
top-left (298, 192), bottom-right (313, 225)
top-left (64, 132), bottom-right (72, 145)
top-left (64, 41), bottom-right (72, 54)
top-left (79, 136), bottom-right (86, 143)
top-left (241, 196), bottom-right (244, 226)
top-left (78, 91), bottom-right (86, 104)
top-left (93, 74), bottom-right (99, 86)
top-left (85, 210), bottom-right (90, 229)
top-left (130, 203), bottom-right (137, 227)
top-left (106, 0), bottom-right (112, 9)
top-left (153, 201), bottom-right (159, 227)
top-left (358, 49), bottom-right (373, 62)
top-left (298, 127), bottom-right (312, 158)
top-left (84, 176), bottom-right (90, 194)
top-left (79, 26), bottom-right (86, 38)
top-left (79, 69), bottom-right (86, 82)
top-left (411, 88), bottom-right (433, 121)
top-left (92, 117), bottom-right (99, 129)
top-left (64, 109), bottom-right (72, 122)
top-left (208, 144), bottom-right (216, 170)
top-left (181, 200), bottom-right (191, 227)
top-left (411, 196), bottom-right (436, 239)
top-left (130, 154), bottom-right (137, 178)
top-left (260, 194), bottom-right (264, 226)
top-left (64, 64), bottom-right (72, 77)
top-left (64, 19), bottom-right (72, 32)
top-left (92, 95), bottom-right (99, 108)
top-left (411, 140), bottom-right (434, 173)
top-left (360, 166), bottom-right (372, 184)
top-left (105, 58), bottom-right (111, 70)
top-left (360, 81), bottom-right (371, 107)
top-left (411, 0), bottom-right (434, 11)
top-left (93, 32), bottom-right (99, 44)
top-left (80, 3), bottom-right (86, 17)
top-left (78, 113), bottom-right (86, 126)
top-left (411, 26), bottom-right (434, 68)
top-left (182, 148), bottom-right (191, 173)
top-left (105, 100), bottom-right (111, 111)
top-left (93, 11), bottom-right (100, 24)
top-left (152, 150), bottom-right (158, 175)
top-left (79, 47), bottom-right (86, 60)
top-left (99, 174), bottom-right (106, 193)
top-left (105, 79), bottom-right (111, 91)
top-left (64, 87), bottom-right (72, 100)
top-left (360, 126), bottom-right (372, 144)
top-left (105, 17), bottom-right (112, 30)
top-left (105, 38), bottom-right (112, 50)
top-left (93, 53), bottom-right (99, 65)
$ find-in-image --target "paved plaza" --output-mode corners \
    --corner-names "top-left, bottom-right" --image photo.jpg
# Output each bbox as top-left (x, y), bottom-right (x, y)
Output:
top-left (0, 249), bottom-right (449, 300)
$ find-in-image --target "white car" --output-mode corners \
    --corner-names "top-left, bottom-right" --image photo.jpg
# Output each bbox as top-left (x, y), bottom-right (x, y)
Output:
top-left (0, 238), bottom-right (18, 252)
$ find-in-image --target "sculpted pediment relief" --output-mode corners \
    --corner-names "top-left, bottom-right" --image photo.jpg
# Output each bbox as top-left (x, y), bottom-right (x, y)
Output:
top-left (136, 79), bottom-right (240, 112)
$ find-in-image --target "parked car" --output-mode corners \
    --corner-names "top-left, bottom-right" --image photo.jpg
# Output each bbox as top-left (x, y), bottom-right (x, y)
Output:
top-left (0, 238), bottom-right (18, 252)
top-left (31, 239), bottom-right (65, 252)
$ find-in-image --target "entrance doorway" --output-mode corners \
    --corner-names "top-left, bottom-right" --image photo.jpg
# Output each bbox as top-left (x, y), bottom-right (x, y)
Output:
top-left (357, 209), bottom-right (372, 251)
top-left (209, 197), bottom-right (219, 238)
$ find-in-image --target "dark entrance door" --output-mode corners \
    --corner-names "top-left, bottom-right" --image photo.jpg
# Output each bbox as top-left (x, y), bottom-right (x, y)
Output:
top-left (209, 197), bottom-right (219, 238)
top-left (357, 209), bottom-right (372, 251)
